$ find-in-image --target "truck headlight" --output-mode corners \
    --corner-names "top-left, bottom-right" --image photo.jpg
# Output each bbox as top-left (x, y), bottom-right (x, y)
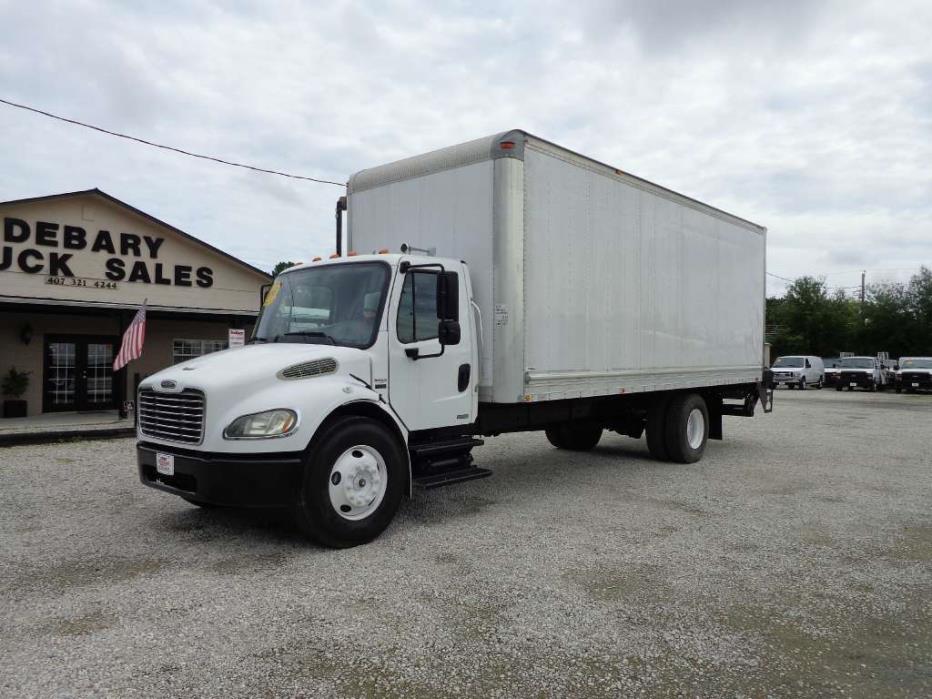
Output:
top-left (223, 409), bottom-right (298, 439)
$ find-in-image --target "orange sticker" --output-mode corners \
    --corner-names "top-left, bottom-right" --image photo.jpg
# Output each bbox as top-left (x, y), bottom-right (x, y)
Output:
top-left (264, 280), bottom-right (282, 307)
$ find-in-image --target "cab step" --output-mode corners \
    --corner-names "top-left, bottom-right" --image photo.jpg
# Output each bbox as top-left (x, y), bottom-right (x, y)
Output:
top-left (408, 437), bottom-right (484, 458)
top-left (413, 467), bottom-right (493, 490)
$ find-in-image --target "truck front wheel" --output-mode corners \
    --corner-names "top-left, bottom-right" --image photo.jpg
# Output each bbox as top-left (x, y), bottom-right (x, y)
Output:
top-left (545, 423), bottom-right (603, 451)
top-left (664, 393), bottom-right (709, 464)
top-left (294, 416), bottom-right (406, 548)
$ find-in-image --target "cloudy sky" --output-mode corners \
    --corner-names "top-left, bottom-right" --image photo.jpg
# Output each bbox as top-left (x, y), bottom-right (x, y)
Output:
top-left (1, 0), bottom-right (930, 296)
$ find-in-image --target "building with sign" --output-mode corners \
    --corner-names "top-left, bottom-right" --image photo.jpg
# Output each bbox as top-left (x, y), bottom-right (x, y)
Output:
top-left (0, 189), bottom-right (270, 417)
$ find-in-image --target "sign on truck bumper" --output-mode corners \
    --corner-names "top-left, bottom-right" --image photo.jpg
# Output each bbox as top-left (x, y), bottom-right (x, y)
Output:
top-left (137, 442), bottom-right (304, 508)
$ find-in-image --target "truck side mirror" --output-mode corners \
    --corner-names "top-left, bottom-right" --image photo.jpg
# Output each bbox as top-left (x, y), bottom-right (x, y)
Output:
top-left (436, 271), bottom-right (459, 321)
top-left (259, 283), bottom-right (271, 308)
top-left (438, 319), bottom-right (461, 346)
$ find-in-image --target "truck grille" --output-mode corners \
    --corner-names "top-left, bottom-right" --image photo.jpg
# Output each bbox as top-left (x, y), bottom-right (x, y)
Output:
top-left (138, 388), bottom-right (205, 444)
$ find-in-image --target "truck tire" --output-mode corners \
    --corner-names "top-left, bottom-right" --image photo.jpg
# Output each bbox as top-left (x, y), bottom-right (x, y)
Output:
top-left (294, 416), bottom-right (406, 548)
top-left (664, 393), bottom-right (708, 464)
top-left (646, 395), bottom-right (671, 461)
top-left (836, 385), bottom-right (842, 391)
top-left (799, 377), bottom-right (807, 390)
top-left (545, 423), bottom-right (603, 451)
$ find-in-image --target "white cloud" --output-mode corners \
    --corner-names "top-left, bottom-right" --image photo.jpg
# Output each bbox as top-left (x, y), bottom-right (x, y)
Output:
top-left (0, 0), bottom-right (929, 295)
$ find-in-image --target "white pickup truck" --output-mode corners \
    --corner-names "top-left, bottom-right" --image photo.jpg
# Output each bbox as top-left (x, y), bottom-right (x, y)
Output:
top-left (895, 357), bottom-right (932, 393)
top-left (835, 355), bottom-right (887, 391)
top-left (137, 131), bottom-right (772, 547)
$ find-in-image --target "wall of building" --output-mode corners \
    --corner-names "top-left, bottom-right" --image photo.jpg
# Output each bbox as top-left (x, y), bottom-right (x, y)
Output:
top-left (0, 310), bottom-right (252, 416)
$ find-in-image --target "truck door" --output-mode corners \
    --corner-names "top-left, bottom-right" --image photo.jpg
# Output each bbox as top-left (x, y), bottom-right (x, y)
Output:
top-left (387, 263), bottom-right (475, 431)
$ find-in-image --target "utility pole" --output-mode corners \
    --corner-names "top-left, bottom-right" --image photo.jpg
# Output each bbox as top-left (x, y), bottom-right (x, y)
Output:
top-left (860, 270), bottom-right (866, 304)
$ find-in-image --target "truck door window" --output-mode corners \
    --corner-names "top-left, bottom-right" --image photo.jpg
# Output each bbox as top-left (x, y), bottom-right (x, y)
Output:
top-left (397, 271), bottom-right (438, 343)
top-left (805, 359), bottom-right (811, 368)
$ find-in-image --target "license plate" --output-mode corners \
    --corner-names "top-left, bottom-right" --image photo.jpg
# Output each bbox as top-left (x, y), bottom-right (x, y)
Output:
top-left (156, 452), bottom-right (174, 476)
top-left (913, 382), bottom-right (920, 387)
top-left (850, 382), bottom-right (857, 387)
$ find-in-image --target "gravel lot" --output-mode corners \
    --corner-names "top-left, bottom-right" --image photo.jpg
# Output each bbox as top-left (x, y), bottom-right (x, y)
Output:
top-left (2, 389), bottom-right (930, 697)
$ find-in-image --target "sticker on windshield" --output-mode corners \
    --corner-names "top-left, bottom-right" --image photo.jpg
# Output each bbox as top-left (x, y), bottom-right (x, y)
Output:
top-left (264, 280), bottom-right (282, 307)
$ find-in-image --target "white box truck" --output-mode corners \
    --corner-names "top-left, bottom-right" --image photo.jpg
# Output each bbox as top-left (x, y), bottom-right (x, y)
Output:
top-left (137, 130), bottom-right (772, 547)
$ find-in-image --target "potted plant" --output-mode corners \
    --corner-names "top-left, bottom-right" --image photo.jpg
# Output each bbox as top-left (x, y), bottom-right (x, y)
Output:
top-left (2, 367), bottom-right (30, 418)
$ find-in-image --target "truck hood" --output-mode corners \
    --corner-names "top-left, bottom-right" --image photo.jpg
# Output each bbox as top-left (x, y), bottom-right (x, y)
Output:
top-left (141, 343), bottom-right (372, 394)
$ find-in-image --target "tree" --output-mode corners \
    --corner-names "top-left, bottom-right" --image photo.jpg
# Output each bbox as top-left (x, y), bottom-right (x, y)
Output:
top-left (272, 261), bottom-right (298, 278)
top-left (769, 277), bottom-right (856, 358)
top-left (906, 266), bottom-right (932, 353)
top-left (766, 266), bottom-right (932, 362)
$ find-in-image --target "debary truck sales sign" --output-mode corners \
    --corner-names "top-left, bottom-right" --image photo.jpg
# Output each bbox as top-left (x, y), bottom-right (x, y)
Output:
top-left (0, 191), bottom-right (269, 313)
top-left (2, 218), bottom-right (215, 288)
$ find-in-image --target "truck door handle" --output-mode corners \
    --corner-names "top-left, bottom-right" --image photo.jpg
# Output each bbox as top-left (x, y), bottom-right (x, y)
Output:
top-left (458, 364), bottom-right (470, 392)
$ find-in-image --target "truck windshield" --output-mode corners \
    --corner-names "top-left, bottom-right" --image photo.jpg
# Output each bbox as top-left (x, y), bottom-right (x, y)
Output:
top-left (253, 262), bottom-right (390, 348)
top-left (773, 357), bottom-right (803, 368)
top-left (841, 357), bottom-right (874, 369)
top-left (901, 358), bottom-right (932, 369)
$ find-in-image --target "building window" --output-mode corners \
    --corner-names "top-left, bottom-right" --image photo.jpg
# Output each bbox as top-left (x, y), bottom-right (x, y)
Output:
top-left (172, 338), bottom-right (228, 364)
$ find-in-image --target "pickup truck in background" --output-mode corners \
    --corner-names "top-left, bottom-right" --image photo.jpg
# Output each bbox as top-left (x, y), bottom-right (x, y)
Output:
top-left (895, 357), bottom-right (932, 393)
top-left (135, 130), bottom-right (772, 548)
top-left (836, 355), bottom-right (887, 391)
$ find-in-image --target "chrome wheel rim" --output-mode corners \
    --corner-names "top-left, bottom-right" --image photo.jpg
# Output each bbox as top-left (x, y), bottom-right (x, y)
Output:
top-left (328, 445), bottom-right (387, 521)
top-left (686, 408), bottom-right (705, 450)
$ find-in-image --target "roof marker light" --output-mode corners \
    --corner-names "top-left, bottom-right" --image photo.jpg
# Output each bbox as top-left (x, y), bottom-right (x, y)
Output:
top-left (347, 250), bottom-right (358, 257)
top-left (329, 253), bottom-right (340, 259)
top-left (378, 248), bottom-right (390, 254)
top-left (500, 141), bottom-right (515, 150)
top-left (312, 256), bottom-right (322, 262)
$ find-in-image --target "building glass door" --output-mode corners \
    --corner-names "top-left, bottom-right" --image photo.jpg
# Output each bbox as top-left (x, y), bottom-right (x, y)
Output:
top-left (44, 336), bottom-right (119, 412)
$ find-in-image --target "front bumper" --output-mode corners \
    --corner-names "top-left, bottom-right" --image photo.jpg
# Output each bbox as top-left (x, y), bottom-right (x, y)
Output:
top-left (137, 442), bottom-right (304, 508)
top-left (840, 372), bottom-right (874, 388)
top-left (823, 373), bottom-right (840, 386)
top-left (898, 373), bottom-right (932, 390)
top-left (772, 374), bottom-right (802, 386)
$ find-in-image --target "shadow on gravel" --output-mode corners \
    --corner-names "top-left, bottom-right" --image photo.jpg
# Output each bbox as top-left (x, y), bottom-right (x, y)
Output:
top-left (152, 504), bottom-right (315, 549)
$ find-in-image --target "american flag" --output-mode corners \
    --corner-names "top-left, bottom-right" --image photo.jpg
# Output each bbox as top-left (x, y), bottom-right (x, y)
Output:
top-left (114, 302), bottom-right (147, 371)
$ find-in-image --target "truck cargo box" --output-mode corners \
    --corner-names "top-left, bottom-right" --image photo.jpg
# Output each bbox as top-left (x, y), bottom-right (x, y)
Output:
top-left (348, 130), bottom-right (766, 405)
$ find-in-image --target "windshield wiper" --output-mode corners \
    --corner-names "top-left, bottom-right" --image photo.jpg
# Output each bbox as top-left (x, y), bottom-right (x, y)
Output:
top-left (277, 331), bottom-right (336, 345)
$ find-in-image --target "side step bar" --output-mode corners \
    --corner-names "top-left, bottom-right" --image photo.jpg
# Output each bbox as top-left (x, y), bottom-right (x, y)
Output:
top-left (409, 437), bottom-right (484, 458)
top-left (413, 467), bottom-right (493, 490)
top-left (409, 437), bottom-right (489, 490)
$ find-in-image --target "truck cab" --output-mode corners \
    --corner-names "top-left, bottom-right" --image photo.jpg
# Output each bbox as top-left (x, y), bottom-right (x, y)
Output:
top-left (137, 253), bottom-right (478, 547)
top-left (895, 357), bottom-right (932, 393)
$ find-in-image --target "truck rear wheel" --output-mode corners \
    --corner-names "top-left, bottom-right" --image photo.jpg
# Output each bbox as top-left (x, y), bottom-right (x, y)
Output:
top-left (646, 395), bottom-right (671, 461)
top-left (545, 423), bottom-right (602, 451)
top-left (294, 416), bottom-right (406, 548)
top-left (664, 393), bottom-right (708, 464)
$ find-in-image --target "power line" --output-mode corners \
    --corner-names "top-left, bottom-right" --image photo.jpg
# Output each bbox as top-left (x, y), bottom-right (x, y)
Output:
top-left (0, 97), bottom-right (345, 187)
